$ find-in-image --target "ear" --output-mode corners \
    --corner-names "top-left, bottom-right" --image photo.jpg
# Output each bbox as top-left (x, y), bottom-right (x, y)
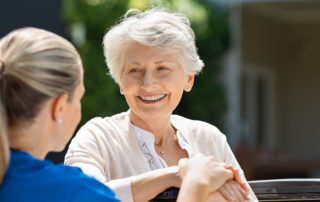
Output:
top-left (119, 86), bottom-right (124, 95)
top-left (51, 94), bottom-right (68, 123)
top-left (184, 74), bottom-right (195, 92)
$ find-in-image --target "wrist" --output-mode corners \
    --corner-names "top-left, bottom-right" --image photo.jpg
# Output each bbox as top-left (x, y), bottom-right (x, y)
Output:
top-left (179, 177), bottom-right (209, 202)
top-left (165, 166), bottom-right (180, 187)
top-left (183, 175), bottom-right (210, 190)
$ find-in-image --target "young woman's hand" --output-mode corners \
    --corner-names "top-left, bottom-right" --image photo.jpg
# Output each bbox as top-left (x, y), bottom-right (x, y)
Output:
top-left (177, 154), bottom-right (234, 201)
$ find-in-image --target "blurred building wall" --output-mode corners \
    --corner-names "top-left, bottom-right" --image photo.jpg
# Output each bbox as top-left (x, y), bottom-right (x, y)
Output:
top-left (221, 0), bottom-right (320, 180)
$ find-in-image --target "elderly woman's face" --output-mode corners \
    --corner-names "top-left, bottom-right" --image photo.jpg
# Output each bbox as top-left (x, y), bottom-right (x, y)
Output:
top-left (119, 42), bottom-right (194, 122)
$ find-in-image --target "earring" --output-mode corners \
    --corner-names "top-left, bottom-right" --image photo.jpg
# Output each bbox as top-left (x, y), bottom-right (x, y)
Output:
top-left (57, 119), bottom-right (63, 124)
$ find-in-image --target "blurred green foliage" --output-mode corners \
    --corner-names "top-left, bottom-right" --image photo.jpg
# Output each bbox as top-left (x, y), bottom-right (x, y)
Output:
top-left (62, 0), bottom-right (229, 127)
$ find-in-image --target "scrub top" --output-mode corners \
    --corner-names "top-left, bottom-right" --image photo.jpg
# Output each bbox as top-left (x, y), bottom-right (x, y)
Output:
top-left (0, 150), bottom-right (120, 202)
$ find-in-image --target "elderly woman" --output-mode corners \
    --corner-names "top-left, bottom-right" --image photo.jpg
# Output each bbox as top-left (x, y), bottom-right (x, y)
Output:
top-left (65, 8), bottom-right (256, 202)
top-left (0, 27), bottom-right (237, 202)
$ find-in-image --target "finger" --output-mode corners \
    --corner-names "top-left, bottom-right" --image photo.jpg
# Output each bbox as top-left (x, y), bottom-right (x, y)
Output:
top-left (218, 186), bottom-right (234, 201)
top-left (206, 191), bottom-right (229, 202)
top-left (233, 169), bottom-right (250, 193)
top-left (239, 184), bottom-right (251, 201)
top-left (233, 168), bottom-right (243, 183)
top-left (178, 158), bottom-right (189, 178)
top-left (224, 164), bottom-right (237, 178)
top-left (241, 182), bottom-right (250, 193)
top-left (230, 180), bottom-right (248, 202)
top-left (233, 169), bottom-right (250, 195)
top-left (224, 164), bottom-right (234, 170)
top-left (226, 180), bottom-right (243, 201)
top-left (178, 158), bottom-right (189, 173)
top-left (178, 158), bottom-right (188, 167)
top-left (224, 181), bottom-right (240, 202)
top-left (224, 168), bottom-right (234, 180)
top-left (231, 170), bottom-right (250, 200)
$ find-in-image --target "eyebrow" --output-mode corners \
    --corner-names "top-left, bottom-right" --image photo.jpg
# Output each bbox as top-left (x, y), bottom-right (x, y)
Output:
top-left (155, 60), bottom-right (173, 64)
top-left (126, 59), bottom-right (174, 67)
top-left (128, 62), bottom-right (141, 66)
top-left (128, 60), bottom-right (172, 65)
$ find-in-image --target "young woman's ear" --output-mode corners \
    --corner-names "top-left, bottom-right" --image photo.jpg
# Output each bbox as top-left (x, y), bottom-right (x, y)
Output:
top-left (184, 74), bottom-right (195, 92)
top-left (51, 94), bottom-right (68, 124)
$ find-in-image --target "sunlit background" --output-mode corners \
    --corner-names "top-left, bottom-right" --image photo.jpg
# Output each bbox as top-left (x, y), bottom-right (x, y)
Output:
top-left (1, 0), bottom-right (320, 181)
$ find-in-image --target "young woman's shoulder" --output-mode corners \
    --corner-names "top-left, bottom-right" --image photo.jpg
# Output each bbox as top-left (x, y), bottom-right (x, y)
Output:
top-left (51, 164), bottom-right (120, 202)
top-left (62, 165), bottom-right (120, 202)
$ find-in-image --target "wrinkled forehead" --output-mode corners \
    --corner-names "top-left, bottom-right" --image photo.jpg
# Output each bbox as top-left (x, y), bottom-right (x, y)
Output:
top-left (123, 42), bottom-right (180, 65)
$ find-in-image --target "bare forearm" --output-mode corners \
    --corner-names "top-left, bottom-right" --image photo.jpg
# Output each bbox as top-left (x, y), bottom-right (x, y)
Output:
top-left (131, 166), bottom-right (179, 202)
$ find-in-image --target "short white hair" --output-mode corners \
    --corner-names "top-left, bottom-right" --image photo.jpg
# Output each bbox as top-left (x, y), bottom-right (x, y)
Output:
top-left (103, 8), bottom-right (204, 84)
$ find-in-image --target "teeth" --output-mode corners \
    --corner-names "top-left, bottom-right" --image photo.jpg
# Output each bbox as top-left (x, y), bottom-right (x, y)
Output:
top-left (140, 94), bottom-right (166, 101)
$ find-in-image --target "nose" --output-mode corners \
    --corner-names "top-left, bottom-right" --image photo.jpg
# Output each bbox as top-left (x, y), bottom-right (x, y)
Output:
top-left (141, 70), bottom-right (156, 89)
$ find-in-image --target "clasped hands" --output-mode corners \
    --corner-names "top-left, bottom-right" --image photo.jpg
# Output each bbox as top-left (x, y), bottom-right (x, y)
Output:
top-left (178, 154), bottom-right (252, 202)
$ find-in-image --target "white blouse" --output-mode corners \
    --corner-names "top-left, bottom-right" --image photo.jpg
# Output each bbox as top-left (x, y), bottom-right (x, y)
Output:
top-left (132, 124), bottom-right (193, 170)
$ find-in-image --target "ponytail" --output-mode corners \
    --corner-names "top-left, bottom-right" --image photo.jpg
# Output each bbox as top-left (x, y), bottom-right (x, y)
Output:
top-left (0, 96), bottom-right (9, 185)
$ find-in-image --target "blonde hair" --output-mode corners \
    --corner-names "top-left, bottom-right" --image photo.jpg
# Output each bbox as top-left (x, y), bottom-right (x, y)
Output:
top-left (0, 27), bottom-right (82, 184)
top-left (0, 99), bottom-right (8, 184)
top-left (103, 8), bottom-right (204, 84)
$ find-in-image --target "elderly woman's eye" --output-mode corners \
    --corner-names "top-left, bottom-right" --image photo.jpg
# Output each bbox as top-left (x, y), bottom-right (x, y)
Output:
top-left (157, 66), bottom-right (168, 71)
top-left (129, 68), bottom-right (140, 73)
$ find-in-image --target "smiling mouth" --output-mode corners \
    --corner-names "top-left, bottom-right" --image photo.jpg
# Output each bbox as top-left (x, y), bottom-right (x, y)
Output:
top-left (138, 94), bottom-right (167, 103)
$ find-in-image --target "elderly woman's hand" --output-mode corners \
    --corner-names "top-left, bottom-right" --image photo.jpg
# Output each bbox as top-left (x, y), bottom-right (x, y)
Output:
top-left (216, 180), bottom-right (251, 202)
top-left (205, 168), bottom-right (251, 202)
top-left (205, 182), bottom-right (251, 202)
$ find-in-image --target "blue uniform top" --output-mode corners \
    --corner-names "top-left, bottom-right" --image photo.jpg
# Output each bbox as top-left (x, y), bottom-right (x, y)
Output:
top-left (0, 150), bottom-right (121, 202)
